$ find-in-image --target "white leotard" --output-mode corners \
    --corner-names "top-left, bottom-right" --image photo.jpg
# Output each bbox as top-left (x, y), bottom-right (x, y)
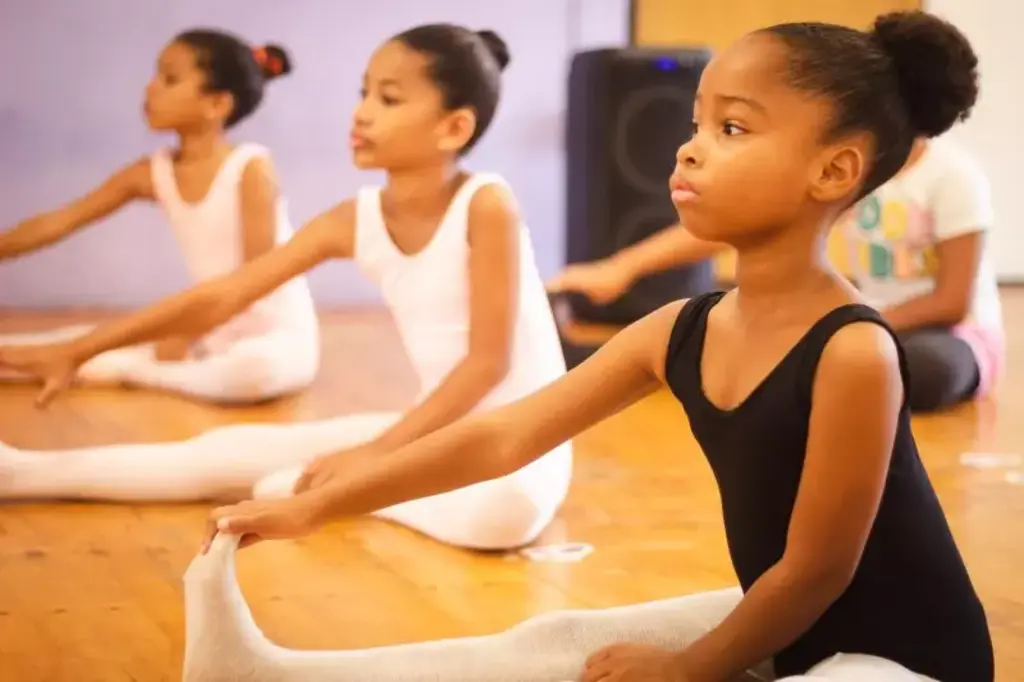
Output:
top-left (150, 143), bottom-right (319, 354)
top-left (353, 172), bottom-right (567, 409)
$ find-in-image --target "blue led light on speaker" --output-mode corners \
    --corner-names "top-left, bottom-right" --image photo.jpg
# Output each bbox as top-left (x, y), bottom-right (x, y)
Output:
top-left (653, 57), bottom-right (678, 70)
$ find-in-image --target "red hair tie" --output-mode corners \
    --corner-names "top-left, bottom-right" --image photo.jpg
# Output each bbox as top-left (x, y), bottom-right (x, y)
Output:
top-left (252, 46), bottom-right (283, 76)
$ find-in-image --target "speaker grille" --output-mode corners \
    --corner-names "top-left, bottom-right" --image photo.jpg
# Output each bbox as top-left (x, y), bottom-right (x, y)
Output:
top-left (565, 47), bottom-right (715, 325)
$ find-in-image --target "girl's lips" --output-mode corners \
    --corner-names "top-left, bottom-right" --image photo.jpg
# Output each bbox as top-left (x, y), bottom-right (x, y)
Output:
top-left (670, 176), bottom-right (699, 203)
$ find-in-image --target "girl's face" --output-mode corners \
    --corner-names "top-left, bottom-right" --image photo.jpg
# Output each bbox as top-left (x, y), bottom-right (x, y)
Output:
top-left (144, 41), bottom-right (231, 132)
top-left (350, 39), bottom-right (475, 171)
top-left (670, 32), bottom-right (870, 246)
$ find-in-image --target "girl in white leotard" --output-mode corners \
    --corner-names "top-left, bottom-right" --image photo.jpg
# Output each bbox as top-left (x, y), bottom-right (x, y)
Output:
top-left (0, 24), bottom-right (572, 552)
top-left (0, 30), bottom-right (319, 404)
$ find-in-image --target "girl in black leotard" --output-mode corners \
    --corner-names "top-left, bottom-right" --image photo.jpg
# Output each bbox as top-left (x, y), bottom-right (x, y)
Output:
top-left (195, 10), bottom-right (993, 682)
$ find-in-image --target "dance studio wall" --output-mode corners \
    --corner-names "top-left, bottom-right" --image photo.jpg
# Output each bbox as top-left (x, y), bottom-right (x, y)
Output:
top-left (0, 0), bottom-right (628, 307)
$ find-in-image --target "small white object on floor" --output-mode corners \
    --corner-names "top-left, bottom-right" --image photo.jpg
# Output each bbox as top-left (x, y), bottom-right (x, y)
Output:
top-left (519, 542), bottom-right (594, 563)
top-left (958, 452), bottom-right (1023, 469)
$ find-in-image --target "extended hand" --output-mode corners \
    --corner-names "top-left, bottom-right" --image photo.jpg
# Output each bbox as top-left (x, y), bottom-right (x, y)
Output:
top-left (294, 444), bottom-right (382, 494)
top-left (546, 260), bottom-right (632, 305)
top-left (0, 342), bottom-right (80, 408)
top-left (201, 492), bottom-right (327, 554)
top-left (579, 643), bottom-right (690, 682)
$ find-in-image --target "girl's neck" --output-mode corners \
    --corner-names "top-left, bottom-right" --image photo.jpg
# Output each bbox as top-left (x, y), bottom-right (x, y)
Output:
top-left (175, 129), bottom-right (229, 162)
top-left (382, 163), bottom-right (462, 217)
top-left (731, 220), bottom-right (846, 325)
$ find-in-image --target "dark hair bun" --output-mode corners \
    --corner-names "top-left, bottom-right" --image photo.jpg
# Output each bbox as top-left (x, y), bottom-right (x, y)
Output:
top-left (871, 11), bottom-right (978, 138)
top-left (476, 30), bottom-right (510, 70)
top-left (256, 43), bottom-right (293, 81)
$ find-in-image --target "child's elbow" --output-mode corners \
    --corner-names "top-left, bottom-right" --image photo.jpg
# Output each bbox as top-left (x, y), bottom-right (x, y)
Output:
top-left (933, 288), bottom-right (972, 326)
top-left (475, 414), bottom-right (532, 479)
top-left (782, 551), bottom-right (859, 605)
top-left (472, 350), bottom-right (513, 389)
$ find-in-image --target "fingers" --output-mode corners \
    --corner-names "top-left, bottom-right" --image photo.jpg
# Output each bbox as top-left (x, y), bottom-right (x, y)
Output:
top-left (293, 466), bottom-right (315, 494)
top-left (308, 467), bottom-right (332, 491)
top-left (210, 499), bottom-right (277, 539)
top-left (238, 533), bottom-right (264, 549)
top-left (579, 645), bottom-right (621, 682)
top-left (546, 276), bottom-right (567, 293)
top-left (199, 517), bottom-right (219, 555)
top-left (213, 510), bottom-right (257, 536)
top-left (35, 377), bottom-right (64, 409)
top-left (202, 502), bottom-right (264, 554)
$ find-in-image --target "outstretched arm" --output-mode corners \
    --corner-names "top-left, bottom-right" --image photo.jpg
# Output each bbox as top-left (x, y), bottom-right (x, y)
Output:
top-left (0, 158), bottom-right (153, 260)
top-left (548, 222), bottom-right (727, 304)
top-left (606, 223), bottom-right (728, 283)
top-left (0, 200), bottom-right (355, 406)
top-left (67, 199), bottom-right (353, 360)
top-left (207, 299), bottom-right (685, 545)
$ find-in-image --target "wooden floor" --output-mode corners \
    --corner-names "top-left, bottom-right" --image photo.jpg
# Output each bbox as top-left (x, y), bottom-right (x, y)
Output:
top-left (1, 292), bottom-right (1022, 682)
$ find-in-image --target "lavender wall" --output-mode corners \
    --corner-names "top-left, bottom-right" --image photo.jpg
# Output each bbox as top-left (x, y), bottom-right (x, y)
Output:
top-left (0, 0), bottom-right (629, 307)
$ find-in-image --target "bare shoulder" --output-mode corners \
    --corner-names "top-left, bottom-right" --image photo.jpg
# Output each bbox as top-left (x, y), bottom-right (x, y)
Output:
top-left (641, 299), bottom-right (689, 383)
top-left (467, 180), bottom-right (520, 239)
top-left (117, 156), bottom-right (155, 200)
top-left (240, 152), bottom-right (278, 185)
top-left (816, 320), bottom-right (903, 395)
top-left (299, 197), bottom-right (358, 258)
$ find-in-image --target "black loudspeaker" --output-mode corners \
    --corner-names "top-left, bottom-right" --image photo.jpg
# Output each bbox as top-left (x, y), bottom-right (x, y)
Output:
top-left (564, 47), bottom-right (715, 325)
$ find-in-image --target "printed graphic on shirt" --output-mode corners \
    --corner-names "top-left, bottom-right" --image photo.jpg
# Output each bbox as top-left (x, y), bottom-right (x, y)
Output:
top-left (843, 194), bottom-right (938, 282)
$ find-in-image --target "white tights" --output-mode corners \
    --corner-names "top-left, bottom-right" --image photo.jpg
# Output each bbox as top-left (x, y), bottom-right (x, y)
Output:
top-left (0, 412), bottom-right (573, 550)
top-left (182, 533), bottom-right (934, 681)
top-left (0, 323), bottom-right (319, 404)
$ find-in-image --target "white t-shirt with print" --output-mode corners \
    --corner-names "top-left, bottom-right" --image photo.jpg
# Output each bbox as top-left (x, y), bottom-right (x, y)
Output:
top-left (839, 136), bottom-right (1005, 394)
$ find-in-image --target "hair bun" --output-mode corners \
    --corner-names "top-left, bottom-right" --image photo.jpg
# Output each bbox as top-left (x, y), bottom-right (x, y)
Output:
top-left (870, 11), bottom-right (979, 138)
top-left (476, 30), bottom-right (510, 71)
top-left (253, 43), bottom-right (293, 81)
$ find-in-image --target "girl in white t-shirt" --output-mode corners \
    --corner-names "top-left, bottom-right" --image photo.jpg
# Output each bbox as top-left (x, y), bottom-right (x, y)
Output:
top-left (0, 24), bottom-right (572, 551)
top-left (0, 30), bottom-right (320, 404)
top-left (551, 135), bottom-right (1003, 412)
top-left (836, 134), bottom-right (1003, 411)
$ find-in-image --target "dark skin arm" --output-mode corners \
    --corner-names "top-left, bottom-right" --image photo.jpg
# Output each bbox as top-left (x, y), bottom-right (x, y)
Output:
top-left (238, 155), bottom-right (281, 262)
top-left (548, 223), bottom-right (728, 304)
top-left (204, 299), bottom-right (681, 547)
top-left (0, 200), bottom-right (356, 407)
top-left (205, 308), bottom-right (904, 682)
top-left (0, 158), bottom-right (153, 260)
top-left (882, 232), bottom-right (983, 332)
top-left (156, 154), bottom-right (283, 361)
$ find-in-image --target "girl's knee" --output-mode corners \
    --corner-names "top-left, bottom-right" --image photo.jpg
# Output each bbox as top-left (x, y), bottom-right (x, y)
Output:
top-left (216, 345), bottom-right (318, 403)
top-left (451, 482), bottom-right (558, 551)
